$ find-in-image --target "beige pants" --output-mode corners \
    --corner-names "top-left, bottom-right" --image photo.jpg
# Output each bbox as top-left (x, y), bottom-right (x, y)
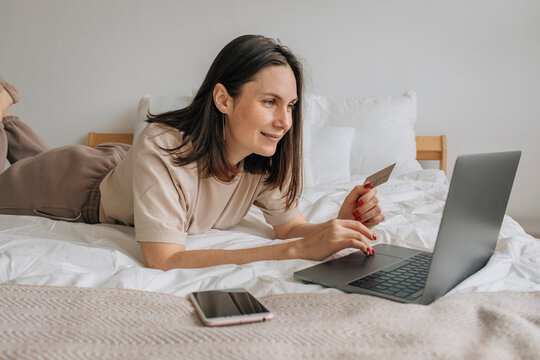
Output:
top-left (0, 115), bottom-right (130, 223)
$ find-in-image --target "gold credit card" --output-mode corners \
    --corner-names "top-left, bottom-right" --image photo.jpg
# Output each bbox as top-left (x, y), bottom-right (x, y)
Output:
top-left (364, 163), bottom-right (396, 188)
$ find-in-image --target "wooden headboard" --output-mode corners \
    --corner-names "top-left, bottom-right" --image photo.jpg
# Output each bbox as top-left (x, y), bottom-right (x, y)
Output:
top-left (415, 135), bottom-right (447, 173)
top-left (87, 133), bottom-right (448, 174)
top-left (86, 133), bottom-right (133, 147)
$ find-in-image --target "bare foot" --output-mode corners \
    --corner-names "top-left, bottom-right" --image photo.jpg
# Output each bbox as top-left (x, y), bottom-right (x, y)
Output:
top-left (0, 88), bottom-right (14, 120)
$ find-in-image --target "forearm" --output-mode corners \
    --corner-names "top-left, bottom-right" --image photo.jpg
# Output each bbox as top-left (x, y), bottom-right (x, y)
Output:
top-left (274, 212), bottom-right (329, 240)
top-left (161, 241), bottom-right (300, 270)
top-left (279, 222), bottom-right (324, 239)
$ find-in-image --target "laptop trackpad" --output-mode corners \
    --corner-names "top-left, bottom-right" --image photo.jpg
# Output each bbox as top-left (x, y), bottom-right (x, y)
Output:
top-left (295, 251), bottom-right (403, 286)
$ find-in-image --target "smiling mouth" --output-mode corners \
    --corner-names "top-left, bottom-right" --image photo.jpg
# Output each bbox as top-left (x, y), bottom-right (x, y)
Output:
top-left (261, 132), bottom-right (281, 141)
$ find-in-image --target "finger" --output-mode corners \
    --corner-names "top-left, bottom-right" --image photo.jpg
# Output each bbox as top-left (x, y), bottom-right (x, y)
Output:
top-left (340, 219), bottom-right (376, 240)
top-left (335, 226), bottom-right (376, 255)
top-left (356, 194), bottom-right (380, 217)
top-left (345, 184), bottom-right (374, 205)
top-left (349, 239), bottom-right (375, 256)
top-left (355, 205), bottom-right (383, 223)
top-left (353, 194), bottom-right (380, 219)
top-left (361, 213), bottom-right (386, 227)
top-left (356, 188), bottom-right (378, 207)
top-left (334, 222), bottom-right (375, 245)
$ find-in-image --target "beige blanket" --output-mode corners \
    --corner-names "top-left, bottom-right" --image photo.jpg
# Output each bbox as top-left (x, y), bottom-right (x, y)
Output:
top-left (1, 284), bottom-right (539, 359)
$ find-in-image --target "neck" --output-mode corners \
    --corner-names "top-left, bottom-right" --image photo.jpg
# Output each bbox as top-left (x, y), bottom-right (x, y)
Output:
top-left (224, 140), bottom-right (249, 169)
top-left (216, 162), bottom-right (242, 182)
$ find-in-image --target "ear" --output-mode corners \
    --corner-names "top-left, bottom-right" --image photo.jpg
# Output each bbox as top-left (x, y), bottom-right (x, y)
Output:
top-left (213, 83), bottom-right (233, 114)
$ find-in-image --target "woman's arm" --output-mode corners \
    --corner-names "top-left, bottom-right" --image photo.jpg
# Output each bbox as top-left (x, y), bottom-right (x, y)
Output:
top-left (140, 216), bottom-right (375, 270)
top-left (141, 241), bottom-right (298, 270)
top-left (140, 184), bottom-right (385, 270)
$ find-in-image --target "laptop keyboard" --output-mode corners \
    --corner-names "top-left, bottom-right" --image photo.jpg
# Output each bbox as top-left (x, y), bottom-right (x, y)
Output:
top-left (348, 252), bottom-right (432, 301)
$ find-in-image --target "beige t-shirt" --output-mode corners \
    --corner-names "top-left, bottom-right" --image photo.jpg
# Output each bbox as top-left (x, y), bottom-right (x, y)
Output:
top-left (98, 123), bottom-right (298, 245)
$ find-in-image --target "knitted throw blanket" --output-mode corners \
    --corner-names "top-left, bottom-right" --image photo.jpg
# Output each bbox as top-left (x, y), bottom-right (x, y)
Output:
top-left (1, 284), bottom-right (539, 359)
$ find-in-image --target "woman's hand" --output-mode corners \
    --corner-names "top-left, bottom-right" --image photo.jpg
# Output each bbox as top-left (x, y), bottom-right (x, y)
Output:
top-left (337, 183), bottom-right (385, 229)
top-left (294, 218), bottom-right (376, 261)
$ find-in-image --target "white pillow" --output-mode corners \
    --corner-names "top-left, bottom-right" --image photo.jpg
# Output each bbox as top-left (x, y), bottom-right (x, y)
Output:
top-left (134, 95), bottom-right (192, 143)
top-left (303, 91), bottom-right (421, 176)
top-left (303, 125), bottom-right (355, 188)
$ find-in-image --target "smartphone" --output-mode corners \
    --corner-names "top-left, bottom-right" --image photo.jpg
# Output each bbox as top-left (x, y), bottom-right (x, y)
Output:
top-left (189, 289), bottom-right (273, 327)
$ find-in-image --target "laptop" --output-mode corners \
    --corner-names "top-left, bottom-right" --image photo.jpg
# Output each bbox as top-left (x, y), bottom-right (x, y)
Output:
top-left (294, 151), bottom-right (521, 305)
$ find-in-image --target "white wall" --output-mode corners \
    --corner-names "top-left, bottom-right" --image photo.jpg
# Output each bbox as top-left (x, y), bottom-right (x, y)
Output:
top-left (1, 0), bottom-right (539, 226)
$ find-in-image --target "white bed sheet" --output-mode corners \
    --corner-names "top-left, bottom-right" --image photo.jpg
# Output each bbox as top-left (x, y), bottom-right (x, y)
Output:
top-left (0, 169), bottom-right (538, 299)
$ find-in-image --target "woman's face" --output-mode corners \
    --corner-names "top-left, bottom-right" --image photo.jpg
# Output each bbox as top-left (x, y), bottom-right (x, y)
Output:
top-left (224, 65), bottom-right (298, 165)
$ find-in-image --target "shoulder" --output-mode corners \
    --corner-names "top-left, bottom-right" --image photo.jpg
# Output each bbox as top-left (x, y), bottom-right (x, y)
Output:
top-left (135, 122), bottom-right (192, 154)
top-left (133, 123), bottom-right (199, 195)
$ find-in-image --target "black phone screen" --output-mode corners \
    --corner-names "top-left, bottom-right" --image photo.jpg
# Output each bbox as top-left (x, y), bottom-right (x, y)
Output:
top-left (191, 290), bottom-right (270, 319)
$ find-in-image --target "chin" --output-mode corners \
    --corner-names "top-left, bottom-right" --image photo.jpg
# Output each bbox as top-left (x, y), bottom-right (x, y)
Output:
top-left (256, 147), bottom-right (277, 158)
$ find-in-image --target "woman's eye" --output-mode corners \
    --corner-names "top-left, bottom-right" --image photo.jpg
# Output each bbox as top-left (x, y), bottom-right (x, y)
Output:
top-left (264, 100), bottom-right (275, 106)
top-left (287, 103), bottom-right (296, 111)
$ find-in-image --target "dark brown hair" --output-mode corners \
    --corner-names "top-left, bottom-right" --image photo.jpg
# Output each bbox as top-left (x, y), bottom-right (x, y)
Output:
top-left (147, 35), bottom-right (303, 208)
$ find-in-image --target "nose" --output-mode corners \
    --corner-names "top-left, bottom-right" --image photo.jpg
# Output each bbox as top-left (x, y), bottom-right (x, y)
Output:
top-left (273, 105), bottom-right (292, 131)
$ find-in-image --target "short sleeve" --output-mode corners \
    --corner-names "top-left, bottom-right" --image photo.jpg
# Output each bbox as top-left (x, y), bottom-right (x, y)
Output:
top-left (253, 183), bottom-right (299, 226)
top-left (132, 124), bottom-right (188, 245)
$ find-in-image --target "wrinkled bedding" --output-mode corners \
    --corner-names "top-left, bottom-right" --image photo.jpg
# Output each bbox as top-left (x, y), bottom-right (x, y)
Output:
top-left (1, 169), bottom-right (538, 298)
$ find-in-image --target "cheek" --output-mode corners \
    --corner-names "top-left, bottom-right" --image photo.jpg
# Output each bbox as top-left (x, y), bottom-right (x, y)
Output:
top-left (235, 107), bottom-right (272, 133)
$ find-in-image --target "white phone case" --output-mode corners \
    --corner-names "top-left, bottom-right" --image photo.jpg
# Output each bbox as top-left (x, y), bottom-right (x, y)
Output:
top-left (188, 291), bottom-right (273, 327)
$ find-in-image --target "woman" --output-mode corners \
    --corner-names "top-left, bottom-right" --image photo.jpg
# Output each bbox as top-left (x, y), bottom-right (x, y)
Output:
top-left (0, 35), bottom-right (384, 270)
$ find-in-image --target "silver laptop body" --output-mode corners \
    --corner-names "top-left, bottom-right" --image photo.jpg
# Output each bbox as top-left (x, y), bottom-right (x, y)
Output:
top-left (294, 151), bottom-right (521, 305)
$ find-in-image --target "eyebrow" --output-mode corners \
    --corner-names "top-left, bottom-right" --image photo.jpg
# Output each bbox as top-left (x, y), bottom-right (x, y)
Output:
top-left (262, 92), bottom-right (298, 103)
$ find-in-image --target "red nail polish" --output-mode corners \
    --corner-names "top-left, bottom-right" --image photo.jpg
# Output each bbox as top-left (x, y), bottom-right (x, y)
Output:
top-left (364, 183), bottom-right (372, 189)
top-left (355, 217), bottom-right (362, 222)
top-left (353, 210), bottom-right (360, 218)
top-left (372, 234), bottom-right (377, 240)
top-left (357, 199), bottom-right (364, 206)
top-left (373, 249), bottom-right (376, 254)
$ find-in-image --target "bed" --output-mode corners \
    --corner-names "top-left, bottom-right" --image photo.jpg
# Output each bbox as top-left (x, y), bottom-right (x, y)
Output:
top-left (1, 92), bottom-right (539, 359)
